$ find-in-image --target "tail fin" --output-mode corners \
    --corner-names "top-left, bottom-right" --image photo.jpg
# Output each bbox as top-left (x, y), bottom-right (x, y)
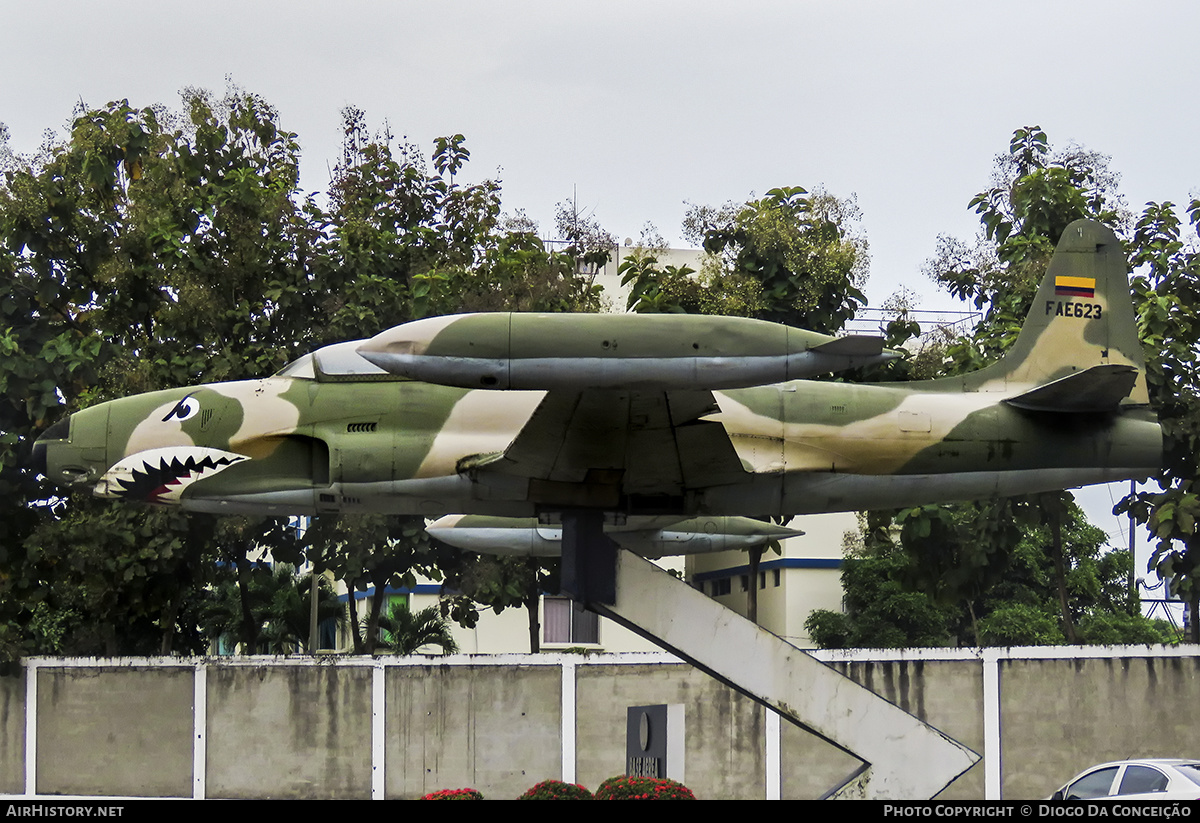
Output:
top-left (967, 219), bottom-right (1149, 407)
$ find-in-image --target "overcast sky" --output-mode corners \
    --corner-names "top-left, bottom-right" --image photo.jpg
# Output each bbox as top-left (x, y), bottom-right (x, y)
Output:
top-left (5, 1), bottom-right (1199, 311)
top-left (4, 0), bottom-right (1195, 561)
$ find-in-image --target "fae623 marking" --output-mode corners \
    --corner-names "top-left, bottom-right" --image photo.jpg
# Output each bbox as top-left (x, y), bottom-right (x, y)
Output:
top-left (1045, 300), bottom-right (1102, 319)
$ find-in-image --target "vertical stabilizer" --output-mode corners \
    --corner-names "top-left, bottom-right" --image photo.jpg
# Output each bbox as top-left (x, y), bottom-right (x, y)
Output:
top-left (968, 219), bottom-right (1148, 405)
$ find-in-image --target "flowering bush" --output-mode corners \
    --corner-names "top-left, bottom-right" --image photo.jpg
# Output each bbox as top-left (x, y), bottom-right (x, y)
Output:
top-left (518, 779), bottom-right (594, 800)
top-left (595, 775), bottom-right (696, 800)
top-left (420, 788), bottom-right (484, 800)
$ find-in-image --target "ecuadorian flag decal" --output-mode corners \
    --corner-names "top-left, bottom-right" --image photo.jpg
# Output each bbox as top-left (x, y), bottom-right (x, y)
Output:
top-left (1055, 275), bottom-right (1096, 298)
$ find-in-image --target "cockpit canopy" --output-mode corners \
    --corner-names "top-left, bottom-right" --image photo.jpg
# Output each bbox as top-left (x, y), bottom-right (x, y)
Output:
top-left (276, 340), bottom-right (407, 383)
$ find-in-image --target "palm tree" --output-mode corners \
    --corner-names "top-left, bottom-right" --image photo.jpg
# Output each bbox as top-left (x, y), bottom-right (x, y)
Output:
top-left (259, 569), bottom-right (343, 653)
top-left (375, 602), bottom-right (458, 655)
top-left (200, 564), bottom-right (342, 654)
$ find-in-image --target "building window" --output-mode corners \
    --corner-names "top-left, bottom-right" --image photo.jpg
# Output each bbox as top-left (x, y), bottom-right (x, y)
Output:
top-left (543, 597), bottom-right (599, 644)
top-left (711, 578), bottom-right (732, 597)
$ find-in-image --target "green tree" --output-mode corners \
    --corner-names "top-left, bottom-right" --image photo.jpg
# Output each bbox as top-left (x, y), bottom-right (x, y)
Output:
top-left (805, 513), bottom-right (957, 649)
top-left (807, 502), bottom-right (1173, 649)
top-left (0, 103), bottom-right (136, 659)
top-left (946, 127), bottom-right (1126, 642)
top-left (634, 185), bottom-right (869, 333)
top-left (311, 116), bottom-right (608, 651)
top-left (18, 502), bottom-right (214, 656)
top-left (316, 109), bottom-right (505, 337)
top-left (926, 125), bottom-right (1125, 373)
top-left (1, 90), bottom-right (318, 658)
top-left (554, 197), bottom-right (617, 274)
top-left (317, 113), bottom-right (604, 330)
top-left (894, 500), bottom-right (1022, 642)
top-left (1116, 200), bottom-right (1200, 640)
top-left (199, 564), bottom-right (341, 654)
top-left (811, 126), bottom-right (1181, 648)
top-left (438, 553), bottom-right (559, 653)
top-left (897, 127), bottom-right (1149, 643)
top-left (298, 514), bottom-right (448, 655)
top-left (1, 89), bottom-right (619, 662)
top-left (377, 603), bottom-right (458, 655)
top-left (939, 127), bottom-right (1200, 642)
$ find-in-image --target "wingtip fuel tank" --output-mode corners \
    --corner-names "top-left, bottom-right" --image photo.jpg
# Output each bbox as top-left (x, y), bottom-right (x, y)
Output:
top-left (356, 312), bottom-right (899, 390)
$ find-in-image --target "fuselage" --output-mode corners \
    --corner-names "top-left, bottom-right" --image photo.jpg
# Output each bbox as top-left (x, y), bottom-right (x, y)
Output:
top-left (36, 368), bottom-right (1163, 520)
top-left (31, 219), bottom-right (1166, 526)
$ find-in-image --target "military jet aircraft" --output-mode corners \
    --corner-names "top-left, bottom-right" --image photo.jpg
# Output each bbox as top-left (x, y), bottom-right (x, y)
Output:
top-left (34, 219), bottom-right (1162, 558)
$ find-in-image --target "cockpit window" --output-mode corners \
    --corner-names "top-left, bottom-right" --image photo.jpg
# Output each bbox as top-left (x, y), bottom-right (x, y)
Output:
top-left (276, 341), bottom-right (406, 382)
top-left (276, 354), bottom-right (316, 379)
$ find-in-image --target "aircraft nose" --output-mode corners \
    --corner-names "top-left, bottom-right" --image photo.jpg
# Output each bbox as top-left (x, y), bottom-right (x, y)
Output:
top-left (34, 407), bottom-right (110, 487)
top-left (32, 415), bottom-right (69, 479)
top-left (30, 436), bottom-right (49, 479)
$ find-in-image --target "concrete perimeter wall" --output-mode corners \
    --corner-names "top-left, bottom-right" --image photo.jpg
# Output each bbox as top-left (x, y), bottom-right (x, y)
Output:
top-left (0, 646), bottom-right (1195, 800)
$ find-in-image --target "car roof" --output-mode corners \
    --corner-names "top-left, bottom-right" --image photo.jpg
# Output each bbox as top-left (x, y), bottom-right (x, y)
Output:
top-left (1083, 759), bottom-right (1200, 770)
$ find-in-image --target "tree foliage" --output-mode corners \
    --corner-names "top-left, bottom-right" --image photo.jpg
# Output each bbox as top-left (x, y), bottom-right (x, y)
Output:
top-left (0, 88), bottom-right (607, 662)
top-left (813, 126), bottom-right (1183, 648)
top-left (622, 186), bottom-right (868, 334)
top-left (438, 553), bottom-right (558, 653)
top-left (807, 503), bottom-right (1173, 649)
top-left (199, 564), bottom-right (341, 654)
top-left (1115, 199), bottom-right (1200, 639)
top-left (900, 125), bottom-right (1182, 645)
top-left (1, 90), bottom-right (318, 660)
top-left (376, 603), bottom-right (459, 656)
top-left (924, 125), bottom-right (1127, 374)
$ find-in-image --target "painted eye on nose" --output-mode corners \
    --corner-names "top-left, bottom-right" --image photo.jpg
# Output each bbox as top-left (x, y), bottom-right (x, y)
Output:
top-left (162, 396), bottom-right (200, 423)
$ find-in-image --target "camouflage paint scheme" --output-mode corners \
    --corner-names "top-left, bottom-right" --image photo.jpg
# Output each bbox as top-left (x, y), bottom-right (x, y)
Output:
top-left (36, 220), bottom-right (1162, 548)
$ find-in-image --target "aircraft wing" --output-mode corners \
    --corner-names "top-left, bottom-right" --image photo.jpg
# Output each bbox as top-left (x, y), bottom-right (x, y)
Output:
top-left (354, 311), bottom-right (896, 511)
top-left (459, 388), bottom-right (748, 510)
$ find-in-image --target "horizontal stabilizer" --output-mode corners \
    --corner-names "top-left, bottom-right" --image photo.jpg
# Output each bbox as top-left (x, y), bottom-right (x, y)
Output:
top-left (1003, 364), bottom-right (1139, 412)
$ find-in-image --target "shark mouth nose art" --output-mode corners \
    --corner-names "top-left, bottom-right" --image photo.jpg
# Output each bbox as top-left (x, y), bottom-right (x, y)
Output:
top-left (95, 447), bottom-right (249, 503)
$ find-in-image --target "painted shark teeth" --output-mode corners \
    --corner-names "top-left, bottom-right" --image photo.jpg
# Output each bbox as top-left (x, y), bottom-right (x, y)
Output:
top-left (95, 447), bottom-right (249, 503)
